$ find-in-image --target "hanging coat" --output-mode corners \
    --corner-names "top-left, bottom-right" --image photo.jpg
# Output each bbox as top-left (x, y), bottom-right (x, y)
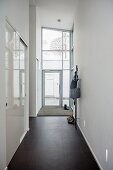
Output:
top-left (70, 72), bottom-right (80, 99)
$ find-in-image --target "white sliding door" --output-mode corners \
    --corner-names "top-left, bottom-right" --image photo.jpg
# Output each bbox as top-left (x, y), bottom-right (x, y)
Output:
top-left (5, 22), bottom-right (26, 165)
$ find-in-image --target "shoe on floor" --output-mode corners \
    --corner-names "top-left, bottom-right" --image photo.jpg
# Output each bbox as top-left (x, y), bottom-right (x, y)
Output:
top-left (68, 116), bottom-right (74, 124)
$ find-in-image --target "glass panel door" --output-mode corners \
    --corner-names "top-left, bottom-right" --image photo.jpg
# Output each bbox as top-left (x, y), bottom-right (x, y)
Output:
top-left (43, 71), bottom-right (61, 106)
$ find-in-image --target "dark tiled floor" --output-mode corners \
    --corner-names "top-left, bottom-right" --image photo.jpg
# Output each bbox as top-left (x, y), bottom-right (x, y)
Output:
top-left (8, 117), bottom-right (100, 170)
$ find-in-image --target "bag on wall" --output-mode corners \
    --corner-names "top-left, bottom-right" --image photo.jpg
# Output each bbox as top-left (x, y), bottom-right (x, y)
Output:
top-left (70, 88), bottom-right (80, 99)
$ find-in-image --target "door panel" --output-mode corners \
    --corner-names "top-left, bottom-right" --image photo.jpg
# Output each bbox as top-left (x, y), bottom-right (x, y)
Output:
top-left (5, 22), bottom-right (26, 165)
top-left (44, 71), bottom-right (61, 106)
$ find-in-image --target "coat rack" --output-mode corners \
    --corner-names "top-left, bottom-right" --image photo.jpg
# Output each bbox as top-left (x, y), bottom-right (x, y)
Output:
top-left (69, 65), bottom-right (80, 128)
top-left (75, 65), bottom-right (79, 129)
top-left (74, 65), bottom-right (80, 129)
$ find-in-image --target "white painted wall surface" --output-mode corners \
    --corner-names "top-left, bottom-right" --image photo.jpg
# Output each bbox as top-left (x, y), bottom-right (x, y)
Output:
top-left (36, 7), bottom-right (42, 113)
top-left (29, 6), bottom-right (42, 116)
top-left (0, 0), bottom-right (29, 169)
top-left (29, 6), bottom-right (37, 116)
top-left (6, 0), bottom-right (29, 45)
top-left (74, 0), bottom-right (113, 169)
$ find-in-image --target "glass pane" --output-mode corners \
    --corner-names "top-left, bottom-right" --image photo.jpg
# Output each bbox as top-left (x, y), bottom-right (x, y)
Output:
top-left (20, 42), bottom-right (25, 69)
top-left (43, 51), bottom-right (62, 60)
top-left (63, 99), bottom-right (69, 107)
top-left (63, 70), bottom-right (70, 98)
top-left (5, 24), bottom-right (15, 50)
top-left (43, 29), bottom-right (62, 50)
top-left (43, 51), bottom-right (62, 69)
top-left (5, 49), bottom-right (9, 68)
top-left (45, 72), bottom-right (60, 106)
top-left (70, 98), bottom-right (74, 108)
top-left (21, 72), bottom-right (25, 106)
top-left (14, 34), bottom-right (20, 69)
top-left (63, 51), bottom-right (70, 69)
top-left (43, 61), bottom-right (62, 70)
top-left (5, 23), bottom-right (15, 108)
top-left (13, 70), bottom-right (20, 106)
top-left (45, 98), bottom-right (59, 106)
top-left (15, 34), bottom-right (20, 51)
top-left (14, 52), bottom-right (19, 69)
top-left (6, 69), bottom-right (9, 104)
top-left (70, 70), bottom-right (74, 82)
top-left (5, 49), bottom-right (9, 105)
top-left (22, 73), bottom-right (25, 98)
top-left (63, 32), bottom-right (70, 50)
top-left (5, 29), bottom-right (9, 45)
top-left (70, 50), bottom-right (74, 69)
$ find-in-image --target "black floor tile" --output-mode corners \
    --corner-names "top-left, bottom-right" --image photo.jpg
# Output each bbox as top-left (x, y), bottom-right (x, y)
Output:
top-left (8, 117), bottom-right (100, 170)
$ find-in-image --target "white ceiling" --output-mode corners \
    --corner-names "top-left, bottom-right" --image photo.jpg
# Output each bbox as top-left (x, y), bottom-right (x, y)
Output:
top-left (30, 0), bottom-right (76, 30)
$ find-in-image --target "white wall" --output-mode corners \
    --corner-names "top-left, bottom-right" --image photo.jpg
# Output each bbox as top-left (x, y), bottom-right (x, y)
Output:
top-left (6, 0), bottom-right (29, 45)
top-left (74, 0), bottom-right (113, 169)
top-left (29, 6), bottom-right (42, 116)
top-left (36, 7), bottom-right (42, 113)
top-left (29, 6), bottom-right (37, 116)
top-left (0, 0), bottom-right (29, 169)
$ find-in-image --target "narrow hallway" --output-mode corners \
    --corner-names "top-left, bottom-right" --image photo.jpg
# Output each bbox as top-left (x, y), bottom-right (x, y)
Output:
top-left (8, 117), bottom-right (99, 170)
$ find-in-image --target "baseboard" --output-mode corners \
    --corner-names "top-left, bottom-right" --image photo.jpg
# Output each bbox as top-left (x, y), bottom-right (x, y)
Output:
top-left (20, 131), bottom-right (27, 144)
top-left (78, 124), bottom-right (103, 170)
top-left (29, 115), bottom-right (37, 117)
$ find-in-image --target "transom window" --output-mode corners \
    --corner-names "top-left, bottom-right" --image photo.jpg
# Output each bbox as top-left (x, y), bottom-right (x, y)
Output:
top-left (42, 28), bottom-right (70, 70)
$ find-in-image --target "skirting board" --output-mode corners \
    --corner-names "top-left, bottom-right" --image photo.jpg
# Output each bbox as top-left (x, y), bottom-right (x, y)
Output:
top-left (29, 115), bottom-right (37, 117)
top-left (78, 124), bottom-right (103, 170)
top-left (20, 131), bottom-right (27, 144)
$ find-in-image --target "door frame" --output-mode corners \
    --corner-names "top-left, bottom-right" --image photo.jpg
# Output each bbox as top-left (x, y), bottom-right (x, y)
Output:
top-left (42, 70), bottom-right (63, 107)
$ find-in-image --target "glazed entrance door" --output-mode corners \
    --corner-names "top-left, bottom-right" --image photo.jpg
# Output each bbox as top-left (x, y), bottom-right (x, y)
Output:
top-left (43, 71), bottom-right (62, 106)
